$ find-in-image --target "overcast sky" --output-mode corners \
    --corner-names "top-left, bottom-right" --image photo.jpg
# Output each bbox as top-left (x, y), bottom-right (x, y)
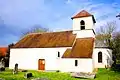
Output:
top-left (0, 0), bottom-right (120, 46)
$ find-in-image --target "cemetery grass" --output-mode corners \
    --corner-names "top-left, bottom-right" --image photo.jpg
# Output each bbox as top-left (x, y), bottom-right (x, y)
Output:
top-left (0, 68), bottom-right (120, 80)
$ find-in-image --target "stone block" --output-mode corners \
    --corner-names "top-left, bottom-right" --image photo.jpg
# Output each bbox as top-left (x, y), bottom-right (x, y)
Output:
top-left (24, 72), bottom-right (33, 78)
top-left (71, 72), bottom-right (96, 79)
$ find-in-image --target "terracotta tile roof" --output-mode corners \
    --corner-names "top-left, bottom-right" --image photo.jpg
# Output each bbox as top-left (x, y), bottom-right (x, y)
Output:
top-left (0, 47), bottom-right (8, 57)
top-left (71, 10), bottom-right (92, 18)
top-left (62, 37), bottom-right (94, 58)
top-left (12, 31), bottom-right (76, 48)
top-left (71, 10), bottom-right (96, 23)
top-left (62, 49), bottom-right (72, 57)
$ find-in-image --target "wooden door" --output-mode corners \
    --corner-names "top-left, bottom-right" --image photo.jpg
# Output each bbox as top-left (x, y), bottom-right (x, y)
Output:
top-left (38, 59), bottom-right (45, 70)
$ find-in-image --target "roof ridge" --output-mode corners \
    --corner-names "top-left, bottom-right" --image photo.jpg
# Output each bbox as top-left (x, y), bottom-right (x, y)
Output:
top-left (0, 47), bottom-right (8, 48)
top-left (27, 30), bottom-right (73, 35)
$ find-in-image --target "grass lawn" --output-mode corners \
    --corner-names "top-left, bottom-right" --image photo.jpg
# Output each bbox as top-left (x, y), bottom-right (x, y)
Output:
top-left (0, 68), bottom-right (120, 80)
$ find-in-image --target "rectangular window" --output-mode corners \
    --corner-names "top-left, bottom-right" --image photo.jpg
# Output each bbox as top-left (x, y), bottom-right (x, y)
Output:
top-left (75, 60), bottom-right (78, 66)
top-left (98, 52), bottom-right (102, 63)
top-left (58, 52), bottom-right (60, 57)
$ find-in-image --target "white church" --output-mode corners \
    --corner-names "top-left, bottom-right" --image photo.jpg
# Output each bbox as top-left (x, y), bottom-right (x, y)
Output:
top-left (9, 10), bottom-right (113, 73)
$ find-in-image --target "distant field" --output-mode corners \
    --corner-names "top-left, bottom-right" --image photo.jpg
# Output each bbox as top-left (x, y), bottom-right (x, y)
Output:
top-left (0, 68), bottom-right (120, 80)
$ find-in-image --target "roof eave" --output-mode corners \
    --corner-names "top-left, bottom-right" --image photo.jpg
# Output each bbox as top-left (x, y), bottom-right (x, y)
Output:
top-left (71, 15), bottom-right (96, 23)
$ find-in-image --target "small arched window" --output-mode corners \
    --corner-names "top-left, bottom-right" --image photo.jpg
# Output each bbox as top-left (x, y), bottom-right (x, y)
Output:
top-left (98, 51), bottom-right (102, 63)
top-left (80, 20), bottom-right (85, 30)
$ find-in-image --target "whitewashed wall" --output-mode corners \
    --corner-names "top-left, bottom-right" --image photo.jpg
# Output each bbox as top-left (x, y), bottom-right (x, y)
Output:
top-left (72, 16), bottom-right (95, 31)
top-left (73, 30), bottom-right (95, 38)
top-left (93, 48), bottom-right (113, 68)
top-left (59, 58), bottom-right (94, 73)
top-left (9, 48), bottom-right (68, 70)
top-left (9, 48), bottom-right (94, 73)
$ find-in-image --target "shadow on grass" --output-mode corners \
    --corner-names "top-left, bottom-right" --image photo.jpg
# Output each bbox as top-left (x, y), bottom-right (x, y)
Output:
top-left (111, 63), bottom-right (120, 73)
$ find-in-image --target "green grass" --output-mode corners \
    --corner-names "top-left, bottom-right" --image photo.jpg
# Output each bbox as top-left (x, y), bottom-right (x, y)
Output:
top-left (95, 68), bottom-right (120, 80)
top-left (0, 68), bottom-right (120, 80)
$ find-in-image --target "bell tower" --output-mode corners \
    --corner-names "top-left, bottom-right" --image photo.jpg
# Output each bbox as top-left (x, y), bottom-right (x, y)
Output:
top-left (71, 10), bottom-right (96, 38)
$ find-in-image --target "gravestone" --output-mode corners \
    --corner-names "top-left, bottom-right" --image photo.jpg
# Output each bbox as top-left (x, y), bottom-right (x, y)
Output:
top-left (71, 72), bottom-right (96, 79)
top-left (13, 63), bottom-right (18, 74)
top-left (0, 67), bottom-right (5, 71)
top-left (1, 58), bottom-right (5, 66)
top-left (24, 72), bottom-right (33, 78)
top-left (0, 58), bottom-right (5, 71)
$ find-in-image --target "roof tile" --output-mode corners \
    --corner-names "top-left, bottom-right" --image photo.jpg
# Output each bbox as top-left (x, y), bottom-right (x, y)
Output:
top-left (71, 10), bottom-right (96, 23)
top-left (12, 31), bottom-right (76, 48)
top-left (71, 10), bottom-right (92, 19)
top-left (62, 37), bottom-right (94, 58)
top-left (0, 47), bottom-right (8, 57)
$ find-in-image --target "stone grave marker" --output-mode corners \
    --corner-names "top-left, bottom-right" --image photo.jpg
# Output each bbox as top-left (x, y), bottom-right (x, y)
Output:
top-left (71, 72), bottom-right (96, 79)
top-left (0, 58), bottom-right (5, 71)
top-left (13, 63), bottom-right (18, 74)
top-left (24, 72), bottom-right (33, 78)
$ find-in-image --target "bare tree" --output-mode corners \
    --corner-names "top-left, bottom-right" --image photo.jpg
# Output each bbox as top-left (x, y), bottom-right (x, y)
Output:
top-left (96, 21), bottom-right (117, 47)
top-left (21, 25), bottom-right (50, 37)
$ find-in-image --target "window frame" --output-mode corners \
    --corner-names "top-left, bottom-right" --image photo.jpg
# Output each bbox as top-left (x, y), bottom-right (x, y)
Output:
top-left (81, 26), bottom-right (85, 30)
top-left (58, 51), bottom-right (60, 57)
top-left (98, 51), bottom-right (102, 63)
top-left (80, 20), bottom-right (85, 30)
top-left (75, 60), bottom-right (78, 66)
